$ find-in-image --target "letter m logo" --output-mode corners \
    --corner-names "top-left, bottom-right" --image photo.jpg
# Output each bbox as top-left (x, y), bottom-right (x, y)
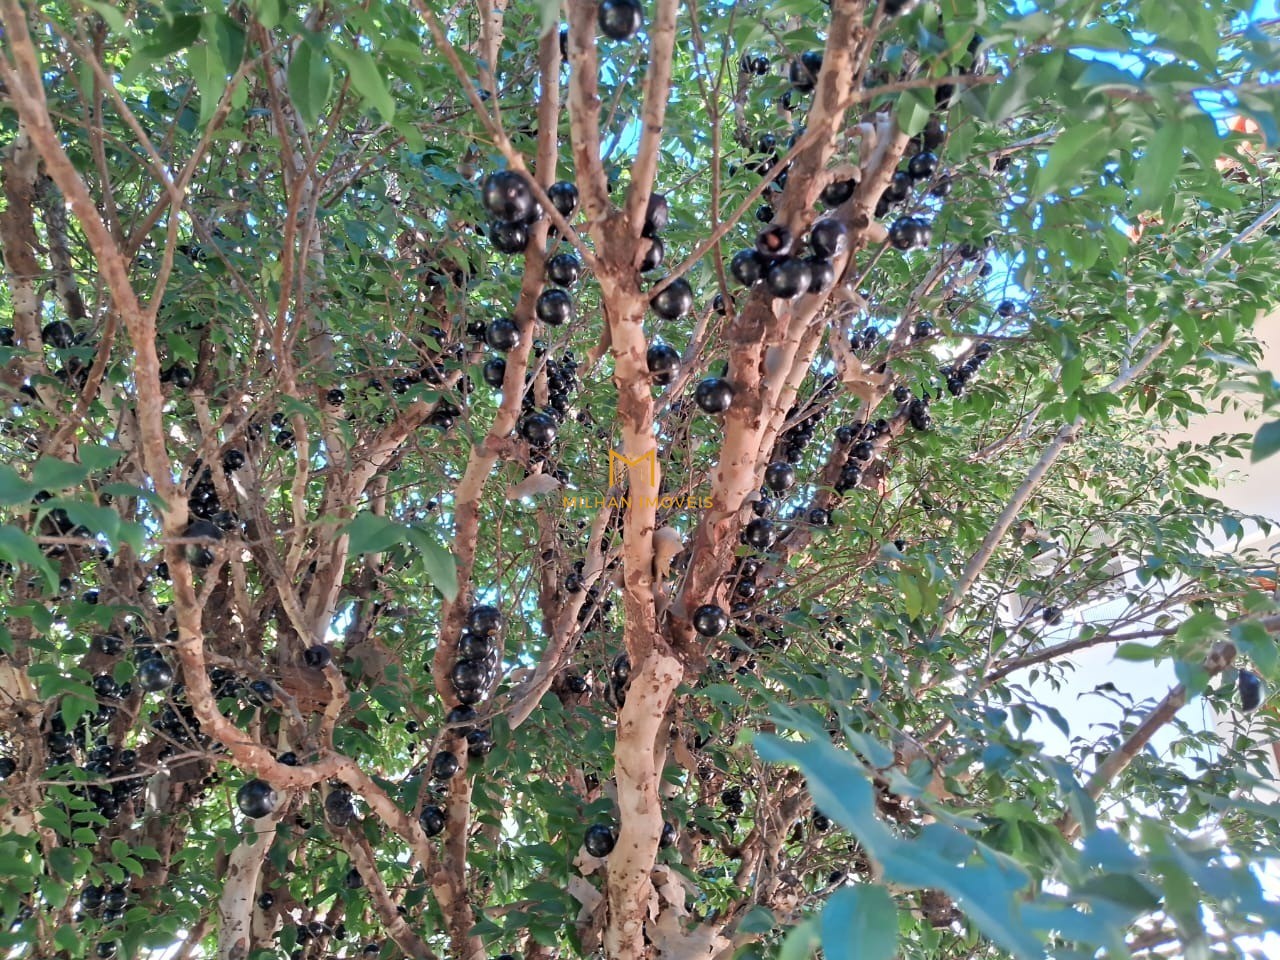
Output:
top-left (609, 448), bottom-right (657, 488)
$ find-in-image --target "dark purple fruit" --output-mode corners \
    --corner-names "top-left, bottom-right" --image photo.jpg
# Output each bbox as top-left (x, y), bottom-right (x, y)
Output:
top-left (468, 604), bottom-right (503, 636)
top-left (303, 645), bottom-right (332, 668)
top-left (536, 289), bottom-right (574, 326)
top-left (646, 343), bottom-right (681, 385)
top-left (419, 804), bottom-right (446, 836)
top-left (743, 517), bottom-right (776, 550)
top-left (485, 318), bottom-right (522, 353)
top-left (764, 461), bottom-right (795, 492)
top-left (482, 171), bottom-right (535, 222)
top-left (546, 253), bottom-right (582, 287)
top-left (466, 727), bottom-right (495, 758)
top-left (483, 358), bottom-right (507, 388)
top-left (599, 0), bottom-right (643, 40)
top-left (1239, 669), bottom-right (1263, 712)
top-left (584, 823), bottom-right (617, 857)
top-left (756, 225), bottom-right (793, 258)
top-left (807, 507), bottom-right (831, 526)
top-left (183, 518), bottom-right (223, 567)
top-left (694, 377), bottom-right (734, 414)
top-left (222, 449), bottom-right (245, 471)
top-left (907, 151), bottom-right (938, 181)
top-left (765, 257), bottom-right (810, 299)
top-left (820, 179), bottom-right (856, 208)
top-left (730, 249), bottom-right (766, 286)
top-left (236, 779), bottom-right (278, 819)
top-left (489, 220), bottom-right (529, 254)
top-left (642, 193), bottom-right (669, 237)
top-left (650, 278), bottom-right (694, 319)
top-left (888, 217), bottom-right (932, 252)
top-left (42, 321), bottom-right (76, 349)
top-left (431, 751), bottom-right (459, 780)
top-left (452, 659), bottom-right (488, 692)
top-left (788, 52), bottom-right (823, 93)
top-left (520, 412), bottom-right (558, 447)
top-left (136, 658), bottom-right (174, 692)
top-left (805, 257), bottom-right (835, 293)
top-left (692, 604), bottom-right (728, 637)
top-left (809, 219), bottom-right (848, 259)
top-left (640, 236), bottom-right (665, 273)
top-left (457, 632), bottom-right (495, 659)
top-left (548, 180), bottom-right (579, 218)
top-left (92, 633), bottom-right (125, 656)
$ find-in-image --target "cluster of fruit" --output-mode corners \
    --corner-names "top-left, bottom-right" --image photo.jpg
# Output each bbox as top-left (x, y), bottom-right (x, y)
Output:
top-left (727, 217), bottom-right (848, 300)
top-left (833, 418), bottom-right (890, 495)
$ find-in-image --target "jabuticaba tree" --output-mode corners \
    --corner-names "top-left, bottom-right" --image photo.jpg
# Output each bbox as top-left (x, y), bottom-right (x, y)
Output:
top-left (1, 0), bottom-right (1279, 957)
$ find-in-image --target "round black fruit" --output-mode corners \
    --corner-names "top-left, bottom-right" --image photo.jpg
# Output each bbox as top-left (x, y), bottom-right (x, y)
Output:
top-left (546, 253), bottom-right (582, 287)
top-left (765, 258), bottom-right (810, 299)
top-left (431, 751), bottom-right (459, 780)
top-left (536, 289), bottom-right (574, 326)
top-left (642, 193), bottom-right (669, 237)
top-left (743, 517), bottom-right (776, 550)
top-left (651, 278), bottom-right (694, 319)
top-left (599, 0), bottom-right (643, 40)
top-left (482, 171), bottom-right (535, 222)
top-left (548, 180), bottom-right (579, 218)
top-left (1239, 669), bottom-right (1263, 712)
top-left (805, 257), bottom-right (835, 293)
top-left (756, 225), bottom-right (793, 257)
top-left (136, 657), bottom-right (174, 692)
top-left (457, 632), bottom-right (495, 659)
top-left (764, 461), bottom-right (795, 492)
top-left (466, 727), bottom-right (495, 758)
top-left (820, 179), bottom-right (856, 208)
top-left (730, 249), bottom-right (766, 286)
top-left (452, 658), bottom-right (489, 692)
top-left (485, 318), bottom-right (522, 353)
top-left (42, 321), bottom-right (76, 349)
top-left (809, 219), bottom-right (848, 259)
top-left (887, 216), bottom-right (932, 252)
top-left (222, 449), bottom-right (245, 472)
top-left (184, 518), bottom-right (223, 568)
top-left (584, 823), bottom-right (617, 857)
top-left (640, 236), bottom-right (665, 273)
top-left (520, 412), bottom-right (558, 447)
top-left (297, 644), bottom-right (331, 669)
top-left (692, 604), bottom-right (728, 637)
top-left (469, 604), bottom-right (503, 636)
top-left (694, 377), bottom-right (734, 414)
top-left (483, 358), bottom-right (507, 388)
top-left (236, 779), bottom-right (278, 819)
top-left (788, 52), bottom-right (823, 92)
top-left (419, 804), bottom-right (446, 837)
top-left (646, 343), bottom-right (681, 385)
top-left (489, 220), bottom-right (530, 254)
top-left (907, 151), bottom-right (938, 181)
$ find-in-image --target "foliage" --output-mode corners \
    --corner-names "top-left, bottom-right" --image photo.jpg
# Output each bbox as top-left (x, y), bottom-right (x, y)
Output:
top-left (0, 0), bottom-right (1278, 958)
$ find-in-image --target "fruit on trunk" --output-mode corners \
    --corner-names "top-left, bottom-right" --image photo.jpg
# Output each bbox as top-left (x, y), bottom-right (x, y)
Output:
top-left (599, 0), bottom-right (643, 40)
top-left (236, 779), bottom-right (278, 819)
top-left (584, 823), bottom-right (617, 857)
top-left (694, 377), bottom-right (734, 414)
top-left (692, 604), bottom-right (729, 637)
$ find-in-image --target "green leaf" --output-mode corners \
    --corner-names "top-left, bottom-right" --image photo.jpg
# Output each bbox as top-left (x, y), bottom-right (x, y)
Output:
top-left (0, 525), bottom-right (58, 591)
top-left (0, 465), bottom-right (36, 506)
top-left (820, 886), bottom-right (897, 960)
top-left (141, 14), bottom-right (202, 58)
top-left (81, 1), bottom-right (126, 32)
top-left (1034, 122), bottom-right (1110, 198)
top-left (894, 88), bottom-right (933, 138)
top-left (407, 527), bottom-right (460, 601)
top-left (289, 42), bottom-right (334, 126)
top-left (1133, 121), bottom-right (1185, 213)
top-left (777, 916), bottom-right (819, 960)
top-left (335, 47), bottom-right (395, 123)
top-left (344, 512), bottom-right (408, 556)
top-left (1115, 643), bottom-right (1161, 661)
top-left (1251, 420), bottom-right (1280, 462)
top-left (30, 457), bottom-right (91, 492)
